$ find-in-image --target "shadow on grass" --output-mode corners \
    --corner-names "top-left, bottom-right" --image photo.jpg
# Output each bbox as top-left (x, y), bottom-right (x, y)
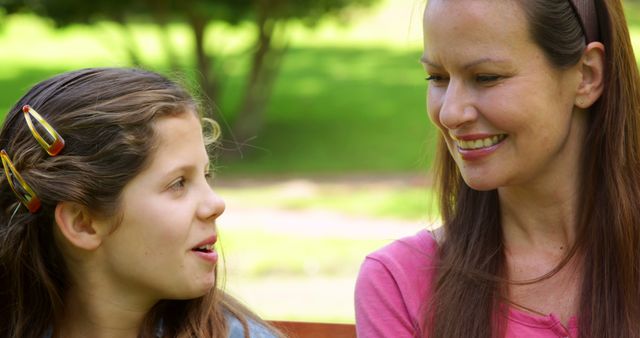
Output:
top-left (0, 67), bottom-right (73, 116)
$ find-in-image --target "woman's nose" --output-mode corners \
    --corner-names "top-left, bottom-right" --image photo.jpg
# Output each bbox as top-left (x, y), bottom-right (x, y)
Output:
top-left (436, 81), bottom-right (478, 130)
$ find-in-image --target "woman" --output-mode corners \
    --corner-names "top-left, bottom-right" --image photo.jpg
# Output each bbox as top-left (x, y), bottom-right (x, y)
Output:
top-left (0, 68), bottom-right (282, 338)
top-left (355, 0), bottom-right (640, 337)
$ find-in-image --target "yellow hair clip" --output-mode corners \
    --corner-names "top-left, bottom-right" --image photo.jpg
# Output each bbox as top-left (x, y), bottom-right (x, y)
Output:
top-left (22, 105), bottom-right (65, 156)
top-left (1, 149), bottom-right (41, 213)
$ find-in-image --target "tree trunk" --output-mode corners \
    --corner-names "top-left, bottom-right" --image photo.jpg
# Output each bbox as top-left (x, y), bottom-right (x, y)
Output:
top-left (114, 15), bottom-right (142, 66)
top-left (149, 0), bottom-right (181, 72)
top-left (230, 5), bottom-right (286, 154)
top-left (188, 14), bottom-right (221, 121)
top-left (158, 23), bottom-right (180, 72)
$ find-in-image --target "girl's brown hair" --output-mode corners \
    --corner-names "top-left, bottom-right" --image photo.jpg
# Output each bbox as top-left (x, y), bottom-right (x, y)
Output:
top-left (425, 0), bottom-right (640, 337)
top-left (0, 68), bottom-right (279, 338)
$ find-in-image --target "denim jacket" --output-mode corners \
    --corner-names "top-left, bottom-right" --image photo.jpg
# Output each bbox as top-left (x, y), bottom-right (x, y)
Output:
top-left (43, 314), bottom-right (277, 338)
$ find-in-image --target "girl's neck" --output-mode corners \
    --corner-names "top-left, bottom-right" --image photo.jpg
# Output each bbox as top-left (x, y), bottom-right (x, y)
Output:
top-left (57, 288), bottom-right (154, 338)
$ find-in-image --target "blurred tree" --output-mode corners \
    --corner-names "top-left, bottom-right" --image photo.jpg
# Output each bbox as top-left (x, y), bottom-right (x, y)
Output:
top-left (0, 0), bottom-right (379, 153)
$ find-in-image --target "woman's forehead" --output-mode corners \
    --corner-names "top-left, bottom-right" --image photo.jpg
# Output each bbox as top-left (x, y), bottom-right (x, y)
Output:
top-left (423, 0), bottom-right (532, 66)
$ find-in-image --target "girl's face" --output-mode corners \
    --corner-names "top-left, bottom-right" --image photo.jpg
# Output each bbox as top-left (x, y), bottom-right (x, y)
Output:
top-left (96, 112), bottom-right (225, 303)
top-left (422, 0), bottom-right (586, 191)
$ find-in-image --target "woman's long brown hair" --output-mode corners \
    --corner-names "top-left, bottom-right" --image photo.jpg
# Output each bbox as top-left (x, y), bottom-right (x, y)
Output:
top-left (424, 0), bottom-right (640, 337)
top-left (0, 68), bottom-right (282, 338)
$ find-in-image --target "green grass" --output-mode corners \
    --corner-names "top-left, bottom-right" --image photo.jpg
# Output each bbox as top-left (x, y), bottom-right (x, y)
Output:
top-left (219, 229), bottom-right (389, 277)
top-left (217, 183), bottom-right (438, 220)
top-left (220, 231), bottom-right (371, 321)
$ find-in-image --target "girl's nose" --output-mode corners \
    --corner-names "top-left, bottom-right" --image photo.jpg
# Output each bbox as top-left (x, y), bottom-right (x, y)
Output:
top-left (199, 186), bottom-right (226, 222)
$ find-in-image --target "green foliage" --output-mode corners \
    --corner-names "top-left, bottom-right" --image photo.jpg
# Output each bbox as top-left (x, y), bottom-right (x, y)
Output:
top-left (0, 0), bottom-right (378, 26)
top-left (215, 46), bottom-right (436, 174)
top-left (0, 0), bottom-right (249, 25)
top-left (0, 56), bottom-right (433, 174)
top-left (0, 0), bottom-right (383, 144)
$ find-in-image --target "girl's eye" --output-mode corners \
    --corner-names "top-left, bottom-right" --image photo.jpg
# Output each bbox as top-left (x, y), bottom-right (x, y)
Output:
top-left (205, 172), bottom-right (214, 186)
top-left (476, 74), bottom-right (501, 83)
top-left (169, 177), bottom-right (186, 191)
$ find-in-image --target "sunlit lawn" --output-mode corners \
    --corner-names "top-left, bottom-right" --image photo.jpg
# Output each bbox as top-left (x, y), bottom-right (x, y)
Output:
top-left (213, 177), bottom-right (436, 322)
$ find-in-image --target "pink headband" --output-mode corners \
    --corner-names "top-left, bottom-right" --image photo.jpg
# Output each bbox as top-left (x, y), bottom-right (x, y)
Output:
top-left (569, 0), bottom-right (600, 43)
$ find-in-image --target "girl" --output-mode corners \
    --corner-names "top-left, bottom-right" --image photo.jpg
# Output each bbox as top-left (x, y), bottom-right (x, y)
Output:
top-left (0, 68), bottom-right (282, 338)
top-left (356, 0), bottom-right (640, 337)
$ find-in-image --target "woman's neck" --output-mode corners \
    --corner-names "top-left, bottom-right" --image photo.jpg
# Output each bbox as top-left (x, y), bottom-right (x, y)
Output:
top-left (499, 175), bottom-right (580, 255)
top-left (499, 179), bottom-right (584, 325)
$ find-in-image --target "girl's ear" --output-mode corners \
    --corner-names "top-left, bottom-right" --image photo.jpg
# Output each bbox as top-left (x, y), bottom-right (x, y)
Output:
top-left (575, 41), bottom-right (605, 109)
top-left (54, 202), bottom-right (104, 250)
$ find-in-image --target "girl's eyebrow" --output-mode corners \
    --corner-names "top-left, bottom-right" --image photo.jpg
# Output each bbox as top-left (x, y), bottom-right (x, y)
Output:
top-left (160, 158), bottom-right (209, 178)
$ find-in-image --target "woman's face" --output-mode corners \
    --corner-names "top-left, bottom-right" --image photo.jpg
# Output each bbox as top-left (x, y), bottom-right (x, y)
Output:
top-left (96, 112), bottom-right (225, 303)
top-left (422, 0), bottom-right (586, 191)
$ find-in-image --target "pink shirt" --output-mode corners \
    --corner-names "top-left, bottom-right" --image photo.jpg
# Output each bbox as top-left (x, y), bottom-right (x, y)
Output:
top-left (354, 230), bottom-right (579, 338)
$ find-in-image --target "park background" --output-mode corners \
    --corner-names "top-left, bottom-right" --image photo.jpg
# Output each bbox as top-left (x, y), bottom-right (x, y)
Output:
top-left (1, 0), bottom-right (639, 324)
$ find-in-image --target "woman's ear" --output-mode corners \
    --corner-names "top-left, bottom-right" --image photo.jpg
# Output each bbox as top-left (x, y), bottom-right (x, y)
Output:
top-left (54, 202), bottom-right (104, 251)
top-left (575, 41), bottom-right (605, 109)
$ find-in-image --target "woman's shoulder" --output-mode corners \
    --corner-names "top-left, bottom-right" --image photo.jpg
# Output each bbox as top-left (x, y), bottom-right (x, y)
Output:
top-left (227, 313), bottom-right (279, 338)
top-left (365, 228), bottom-right (439, 269)
top-left (355, 229), bottom-right (440, 336)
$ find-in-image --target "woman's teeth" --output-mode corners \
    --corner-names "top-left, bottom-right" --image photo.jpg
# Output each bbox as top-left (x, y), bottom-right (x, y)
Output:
top-left (456, 135), bottom-right (506, 150)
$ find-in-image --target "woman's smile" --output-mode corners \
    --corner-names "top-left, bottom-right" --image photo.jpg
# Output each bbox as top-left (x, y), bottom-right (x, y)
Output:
top-left (454, 134), bottom-right (507, 150)
top-left (453, 134), bottom-right (507, 161)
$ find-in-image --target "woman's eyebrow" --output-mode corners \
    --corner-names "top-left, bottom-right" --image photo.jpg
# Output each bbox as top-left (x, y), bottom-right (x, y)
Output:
top-left (420, 55), bottom-right (511, 70)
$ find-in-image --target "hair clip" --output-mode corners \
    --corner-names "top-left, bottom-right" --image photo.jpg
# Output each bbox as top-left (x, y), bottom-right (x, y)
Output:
top-left (22, 105), bottom-right (65, 156)
top-left (1, 149), bottom-right (41, 213)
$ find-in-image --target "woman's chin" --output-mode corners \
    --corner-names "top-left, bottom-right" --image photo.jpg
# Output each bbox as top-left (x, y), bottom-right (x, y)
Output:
top-left (461, 177), bottom-right (500, 192)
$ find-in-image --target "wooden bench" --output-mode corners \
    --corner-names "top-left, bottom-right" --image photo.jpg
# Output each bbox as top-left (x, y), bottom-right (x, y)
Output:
top-left (269, 320), bottom-right (356, 338)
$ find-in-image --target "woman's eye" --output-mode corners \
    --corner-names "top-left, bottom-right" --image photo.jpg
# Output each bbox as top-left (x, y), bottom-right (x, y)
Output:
top-left (426, 74), bottom-right (449, 87)
top-left (426, 74), bottom-right (447, 82)
top-left (476, 74), bottom-right (500, 83)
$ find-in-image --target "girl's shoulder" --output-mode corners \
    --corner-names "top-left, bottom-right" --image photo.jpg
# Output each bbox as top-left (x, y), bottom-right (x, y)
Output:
top-left (227, 314), bottom-right (279, 338)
